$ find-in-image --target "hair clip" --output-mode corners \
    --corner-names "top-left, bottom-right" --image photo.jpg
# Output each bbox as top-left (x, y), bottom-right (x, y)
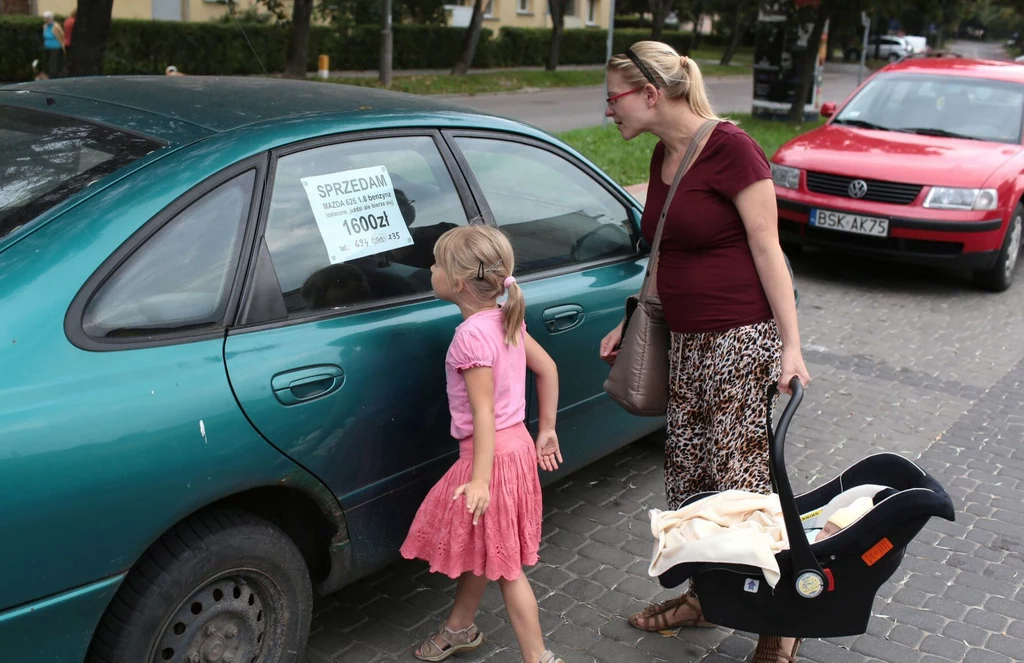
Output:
top-left (477, 261), bottom-right (485, 280)
top-left (626, 48), bottom-right (660, 88)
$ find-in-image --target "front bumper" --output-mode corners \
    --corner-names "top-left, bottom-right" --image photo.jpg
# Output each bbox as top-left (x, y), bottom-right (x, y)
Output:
top-left (776, 198), bottom-right (1004, 271)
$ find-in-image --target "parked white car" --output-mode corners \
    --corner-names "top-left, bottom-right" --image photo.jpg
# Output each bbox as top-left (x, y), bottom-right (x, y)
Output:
top-left (845, 35), bottom-right (913, 63)
top-left (903, 36), bottom-right (928, 55)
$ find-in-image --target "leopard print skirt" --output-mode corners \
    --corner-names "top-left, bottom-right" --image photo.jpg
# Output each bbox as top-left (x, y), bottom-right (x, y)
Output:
top-left (664, 319), bottom-right (783, 511)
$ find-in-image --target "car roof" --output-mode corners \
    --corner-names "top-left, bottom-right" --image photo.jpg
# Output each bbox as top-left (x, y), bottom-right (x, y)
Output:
top-left (0, 76), bottom-right (505, 144)
top-left (881, 57), bottom-right (1024, 84)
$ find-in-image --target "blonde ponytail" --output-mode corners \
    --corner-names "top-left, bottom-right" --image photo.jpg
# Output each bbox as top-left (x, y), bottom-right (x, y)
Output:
top-left (501, 280), bottom-right (525, 347)
top-left (679, 56), bottom-right (718, 120)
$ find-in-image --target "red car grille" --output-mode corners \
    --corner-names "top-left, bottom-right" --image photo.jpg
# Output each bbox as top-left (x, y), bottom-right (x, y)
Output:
top-left (806, 172), bottom-right (923, 205)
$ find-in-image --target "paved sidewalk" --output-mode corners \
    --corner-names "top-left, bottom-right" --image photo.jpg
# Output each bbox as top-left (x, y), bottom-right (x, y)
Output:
top-left (303, 252), bottom-right (1024, 663)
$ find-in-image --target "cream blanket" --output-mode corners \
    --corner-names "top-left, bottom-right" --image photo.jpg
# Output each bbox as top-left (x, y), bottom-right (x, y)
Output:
top-left (648, 490), bottom-right (790, 588)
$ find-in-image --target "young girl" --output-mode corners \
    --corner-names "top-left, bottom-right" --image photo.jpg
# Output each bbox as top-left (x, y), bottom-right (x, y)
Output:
top-left (400, 225), bottom-right (565, 663)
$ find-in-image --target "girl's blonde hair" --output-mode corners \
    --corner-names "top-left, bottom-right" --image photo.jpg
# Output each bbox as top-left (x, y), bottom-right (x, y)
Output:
top-left (607, 40), bottom-right (722, 121)
top-left (433, 224), bottom-right (525, 346)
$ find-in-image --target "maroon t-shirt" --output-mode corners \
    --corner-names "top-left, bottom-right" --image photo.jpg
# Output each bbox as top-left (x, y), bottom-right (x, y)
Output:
top-left (641, 122), bottom-right (773, 334)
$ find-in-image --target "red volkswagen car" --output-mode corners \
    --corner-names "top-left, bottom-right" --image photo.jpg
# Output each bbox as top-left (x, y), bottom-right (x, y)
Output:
top-left (771, 56), bottom-right (1024, 291)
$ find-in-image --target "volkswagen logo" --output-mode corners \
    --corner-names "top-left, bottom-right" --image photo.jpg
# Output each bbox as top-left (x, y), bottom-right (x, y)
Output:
top-left (848, 179), bottom-right (868, 199)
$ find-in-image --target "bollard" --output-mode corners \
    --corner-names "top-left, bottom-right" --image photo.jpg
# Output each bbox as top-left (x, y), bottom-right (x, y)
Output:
top-left (318, 54), bottom-right (330, 80)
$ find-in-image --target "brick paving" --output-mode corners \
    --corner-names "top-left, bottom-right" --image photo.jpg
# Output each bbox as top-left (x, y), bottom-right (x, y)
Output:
top-left (303, 251), bottom-right (1024, 663)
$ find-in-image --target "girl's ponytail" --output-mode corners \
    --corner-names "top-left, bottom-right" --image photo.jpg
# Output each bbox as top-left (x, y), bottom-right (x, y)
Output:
top-left (502, 277), bottom-right (526, 347)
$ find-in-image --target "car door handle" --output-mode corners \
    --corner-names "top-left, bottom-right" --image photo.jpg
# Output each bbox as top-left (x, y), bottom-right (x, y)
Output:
top-left (542, 305), bottom-right (584, 334)
top-left (271, 365), bottom-right (345, 406)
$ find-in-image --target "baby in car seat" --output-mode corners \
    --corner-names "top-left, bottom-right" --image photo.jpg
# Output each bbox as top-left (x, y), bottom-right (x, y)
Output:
top-left (805, 496), bottom-right (874, 543)
top-left (803, 483), bottom-right (897, 543)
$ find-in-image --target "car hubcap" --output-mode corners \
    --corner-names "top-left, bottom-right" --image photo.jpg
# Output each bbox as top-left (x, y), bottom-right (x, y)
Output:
top-left (152, 575), bottom-right (275, 663)
top-left (1006, 214), bottom-right (1022, 279)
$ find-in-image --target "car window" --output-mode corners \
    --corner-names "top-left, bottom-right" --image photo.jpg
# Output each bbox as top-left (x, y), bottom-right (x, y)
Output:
top-left (455, 137), bottom-right (636, 274)
top-left (82, 170), bottom-right (254, 339)
top-left (0, 105), bottom-right (160, 241)
top-left (263, 136), bottom-right (468, 318)
top-left (835, 73), bottom-right (1024, 143)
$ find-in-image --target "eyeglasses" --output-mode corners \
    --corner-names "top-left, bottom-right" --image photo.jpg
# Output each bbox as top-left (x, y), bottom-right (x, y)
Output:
top-left (606, 86), bottom-right (644, 107)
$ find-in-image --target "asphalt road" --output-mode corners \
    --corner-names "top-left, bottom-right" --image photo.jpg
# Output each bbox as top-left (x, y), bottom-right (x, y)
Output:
top-left (443, 40), bottom-right (1011, 133)
top-left (443, 65), bottom-right (863, 133)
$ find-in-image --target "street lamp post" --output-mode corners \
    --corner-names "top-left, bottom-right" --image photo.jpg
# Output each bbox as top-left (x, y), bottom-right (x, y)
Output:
top-left (858, 11), bottom-right (871, 86)
top-left (381, 0), bottom-right (393, 88)
top-left (602, 0), bottom-right (617, 125)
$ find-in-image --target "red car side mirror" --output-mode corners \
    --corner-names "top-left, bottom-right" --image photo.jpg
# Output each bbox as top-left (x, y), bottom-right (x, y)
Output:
top-left (820, 102), bottom-right (837, 118)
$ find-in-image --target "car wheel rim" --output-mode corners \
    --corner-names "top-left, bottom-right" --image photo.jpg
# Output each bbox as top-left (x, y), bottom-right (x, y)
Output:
top-left (1006, 214), bottom-right (1023, 280)
top-left (151, 573), bottom-right (279, 663)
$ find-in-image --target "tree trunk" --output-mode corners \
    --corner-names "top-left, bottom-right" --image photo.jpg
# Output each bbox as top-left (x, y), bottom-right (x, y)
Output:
top-left (788, 0), bottom-right (829, 123)
top-left (283, 0), bottom-right (314, 79)
top-left (67, 0), bottom-right (114, 77)
top-left (547, 0), bottom-right (565, 71)
top-left (650, 0), bottom-right (667, 41)
top-left (719, 2), bottom-right (748, 65)
top-left (691, 2), bottom-right (705, 50)
top-left (451, 0), bottom-right (486, 75)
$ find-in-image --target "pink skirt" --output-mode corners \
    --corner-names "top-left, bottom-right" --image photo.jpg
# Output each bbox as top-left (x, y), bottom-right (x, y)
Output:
top-left (400, 422), bottom-right (543, 581)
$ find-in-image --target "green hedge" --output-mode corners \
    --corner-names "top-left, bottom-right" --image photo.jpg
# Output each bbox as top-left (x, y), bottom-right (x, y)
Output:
top-left (496, 27), bottom-right (693, 67)
top-left (0, 16), bottom-right (699, 83)
top-left (0, 15), bottom-right (46, 82)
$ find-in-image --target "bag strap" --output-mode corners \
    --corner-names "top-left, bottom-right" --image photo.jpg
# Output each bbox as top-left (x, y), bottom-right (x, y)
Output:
top-left (639, 119), bottom-right (718, 304)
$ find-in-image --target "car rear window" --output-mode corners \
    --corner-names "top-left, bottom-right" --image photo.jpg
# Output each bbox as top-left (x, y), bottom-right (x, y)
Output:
top-left (0, 105), bottom-right (161, 242)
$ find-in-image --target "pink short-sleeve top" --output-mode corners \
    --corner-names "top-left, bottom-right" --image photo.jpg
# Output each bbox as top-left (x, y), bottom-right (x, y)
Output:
top-left (445, 309), bottom-right (527, 440)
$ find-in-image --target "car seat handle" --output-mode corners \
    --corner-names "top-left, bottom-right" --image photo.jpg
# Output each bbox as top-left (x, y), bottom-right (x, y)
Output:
top-left (767, 377), bottom-right (826, 599)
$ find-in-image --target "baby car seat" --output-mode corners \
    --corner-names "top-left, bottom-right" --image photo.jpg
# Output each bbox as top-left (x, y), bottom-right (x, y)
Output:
top-left (656, 378), bottom-right (956, 638)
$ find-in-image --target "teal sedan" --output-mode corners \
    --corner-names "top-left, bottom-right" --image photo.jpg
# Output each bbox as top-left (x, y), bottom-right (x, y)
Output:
top-left (0, 77), bottom-right (668, 662)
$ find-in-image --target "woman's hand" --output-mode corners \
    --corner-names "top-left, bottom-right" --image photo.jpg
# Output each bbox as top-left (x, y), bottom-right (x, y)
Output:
top-left (536, 429), bottom-right (563, 472)
top-left (599, 320), bottom-right (625, 365)
top-left (779, 347), bottom-right (811, 394)
top-left (453, 479), bottom-right (490, 526)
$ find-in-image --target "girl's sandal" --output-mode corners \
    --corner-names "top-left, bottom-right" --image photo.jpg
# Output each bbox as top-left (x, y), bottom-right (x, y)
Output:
top-left (752, 635), bottom-right (803, 663)
top-left (627, 595), bottom-right (715, 632)
top-left (414, 623), bottom-right (484, 662)
top-left (539, 651), bottom-right (565, 663)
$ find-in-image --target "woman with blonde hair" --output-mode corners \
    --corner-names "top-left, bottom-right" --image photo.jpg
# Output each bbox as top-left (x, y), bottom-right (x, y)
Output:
top-left (598, 41), bottom-right (810, 663)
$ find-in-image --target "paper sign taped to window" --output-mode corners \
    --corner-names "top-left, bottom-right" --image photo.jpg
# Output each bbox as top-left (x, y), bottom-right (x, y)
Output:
top-left (301, 166), bottom-right (414, 264)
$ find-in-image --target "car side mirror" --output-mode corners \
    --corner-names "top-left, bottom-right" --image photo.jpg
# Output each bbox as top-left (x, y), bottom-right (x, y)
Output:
top-left (820, 102), bottom-right (837, 118)
top-left (629, 208), bottom-right (651, 255)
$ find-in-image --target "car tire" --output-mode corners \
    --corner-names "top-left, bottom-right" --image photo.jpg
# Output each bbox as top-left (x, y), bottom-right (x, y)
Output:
top-left (974, 204), bottom-right (1023, 292)
top-left (888, 53), bottom-right (901, 63)
top-left (87, 508), bottom-right (312, 663)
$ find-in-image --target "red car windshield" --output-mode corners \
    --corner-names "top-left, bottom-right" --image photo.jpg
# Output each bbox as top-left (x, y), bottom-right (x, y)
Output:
top-left (0, 105), bottom-right (161, 242)
top-left (833, 73), bottom-right (1024, 144)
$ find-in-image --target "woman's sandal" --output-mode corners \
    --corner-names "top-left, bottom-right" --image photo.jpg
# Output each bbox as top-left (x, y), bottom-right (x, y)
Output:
top-left (413, 622), bottom-right (483, 662)
top-left (752, 635), bottom-right (803, 663)
top-left (539, 651), bottom-right (565, 663)
top-left (627, 595), bottom-right (715, 632)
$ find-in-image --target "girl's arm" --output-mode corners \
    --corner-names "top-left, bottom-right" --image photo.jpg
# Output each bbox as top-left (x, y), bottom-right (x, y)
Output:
top-left (525, 332), bottom-right (562, 471)
top-left (454, 366), bottom-right (495, 525)
top-left (734, 178), bottom-right (811, 393)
